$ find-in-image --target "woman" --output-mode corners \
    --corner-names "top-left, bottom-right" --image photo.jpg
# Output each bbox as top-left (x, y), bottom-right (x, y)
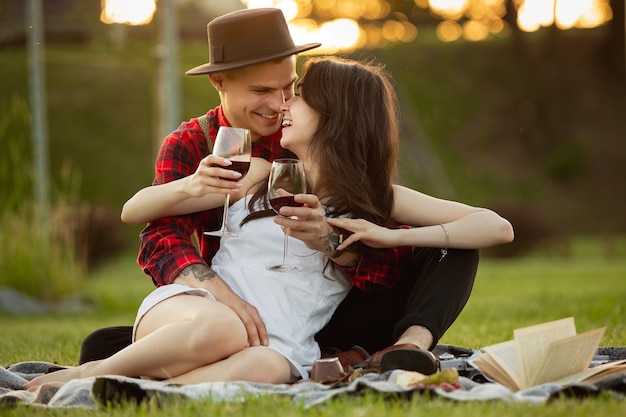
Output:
top-left (27, 57), bottom-right (512, 388)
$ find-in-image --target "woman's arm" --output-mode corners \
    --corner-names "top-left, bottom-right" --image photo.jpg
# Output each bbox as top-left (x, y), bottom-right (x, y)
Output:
top-left (326, 184), bottom-right (514, 250)
top-left (121, 156), bottom-right (270, 224)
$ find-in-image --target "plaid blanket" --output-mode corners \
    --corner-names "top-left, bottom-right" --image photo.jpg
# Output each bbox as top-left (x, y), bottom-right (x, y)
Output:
top-left (2, 347), bottom-right (625, 409)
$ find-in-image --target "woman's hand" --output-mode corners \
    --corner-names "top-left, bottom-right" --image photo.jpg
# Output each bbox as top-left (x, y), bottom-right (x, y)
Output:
top-left (325, 217), bottom-right (401, 250)
top-left (273, 194), bottom-right (331, 252)
top-left (274, 195), bottom-right (360, 268)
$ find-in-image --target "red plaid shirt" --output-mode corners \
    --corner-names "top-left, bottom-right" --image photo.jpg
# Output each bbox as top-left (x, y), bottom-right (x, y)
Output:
top-left (138, 106), bottom-right (410, 291)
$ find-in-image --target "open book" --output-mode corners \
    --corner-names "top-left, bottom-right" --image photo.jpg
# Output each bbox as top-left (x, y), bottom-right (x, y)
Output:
top-left (472, 317), bottom-right (626, 391)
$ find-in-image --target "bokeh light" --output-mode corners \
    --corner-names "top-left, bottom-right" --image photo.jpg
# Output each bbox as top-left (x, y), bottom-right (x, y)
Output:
top-left (437, 20), bottom-right (464, 42)
top-left (101, 0), bottom-right (613, 46)
top-left (100, 0), bottom-right (157, 25)
top-left (516, 0), bottom-right (612, 32)
top-left (239, 0), bottom-right (612, 49)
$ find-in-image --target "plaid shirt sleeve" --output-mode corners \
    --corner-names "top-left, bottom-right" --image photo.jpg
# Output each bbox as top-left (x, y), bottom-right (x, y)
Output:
top-left (138, 118), bottom-right (212, 286)
top-left (336, 228), bottom-right (414, 292)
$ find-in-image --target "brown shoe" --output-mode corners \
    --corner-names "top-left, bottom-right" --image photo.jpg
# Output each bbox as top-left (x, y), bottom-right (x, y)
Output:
top-left (361, 343), bottom-right (439, 375)
top-left (321, 345), bottom-right (370, 368)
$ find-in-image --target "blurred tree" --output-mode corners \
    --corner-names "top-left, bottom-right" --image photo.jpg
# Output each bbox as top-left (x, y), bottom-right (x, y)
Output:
top-left (605, 0), bottom-right (625, 78)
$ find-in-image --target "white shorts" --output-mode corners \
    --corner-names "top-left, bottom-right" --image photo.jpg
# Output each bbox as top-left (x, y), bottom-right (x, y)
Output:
top-left (132, 284), bottom-right (216, 342)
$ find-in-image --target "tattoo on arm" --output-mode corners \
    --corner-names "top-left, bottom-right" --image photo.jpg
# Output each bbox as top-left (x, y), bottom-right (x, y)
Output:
top-left (181, 264), bottom-right (216, 282)
top-left (329, 243), bottom-right (360, 258)
top-left (324, 230), bottom-right (360, 268)
top-left (324, 231), bottom-right (342, 254)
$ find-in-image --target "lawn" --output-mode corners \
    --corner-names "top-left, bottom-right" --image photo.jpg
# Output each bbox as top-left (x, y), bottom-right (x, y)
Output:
top-left (1, 236), bottom-right (625, 415)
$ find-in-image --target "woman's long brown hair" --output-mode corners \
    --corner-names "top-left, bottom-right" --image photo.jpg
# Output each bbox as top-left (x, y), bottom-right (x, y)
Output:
top-left (244, 56), bottom-right (399, 225)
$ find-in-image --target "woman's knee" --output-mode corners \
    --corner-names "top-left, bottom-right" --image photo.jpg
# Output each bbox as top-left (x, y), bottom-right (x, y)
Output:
top-left (224, 347), bottom-right (292, 383)
top-left (186, 304), bottom-right (248, 360)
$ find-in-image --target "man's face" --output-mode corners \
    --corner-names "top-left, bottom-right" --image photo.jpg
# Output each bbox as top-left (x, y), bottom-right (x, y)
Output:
top-left (210, 57), bottom-right (298, 142)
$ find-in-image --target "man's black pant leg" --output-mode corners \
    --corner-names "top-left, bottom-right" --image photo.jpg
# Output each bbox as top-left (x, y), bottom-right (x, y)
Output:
top-left (316, 248), bottom-right (479, 353)
top-left (393, 248), bottom-right (479, 349)
top-left (79, 326), bottom-right (133, 364)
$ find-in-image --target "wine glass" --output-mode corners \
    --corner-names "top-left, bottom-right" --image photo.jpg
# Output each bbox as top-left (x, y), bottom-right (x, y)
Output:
top-left (204, 126), bottom-right (252, 238)
top-left (266, 158), bottom-right (306, 272)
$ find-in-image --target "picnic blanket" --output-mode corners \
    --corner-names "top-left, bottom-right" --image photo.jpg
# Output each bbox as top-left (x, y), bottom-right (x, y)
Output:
top-left (2, 346), bottom-right (625, 409)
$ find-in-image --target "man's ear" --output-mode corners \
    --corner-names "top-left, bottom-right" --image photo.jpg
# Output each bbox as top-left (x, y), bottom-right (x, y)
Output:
top-left (208, 73), bottom-right (225, 91)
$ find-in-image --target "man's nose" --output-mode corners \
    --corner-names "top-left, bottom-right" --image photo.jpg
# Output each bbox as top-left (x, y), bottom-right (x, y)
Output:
top-left (282, 89), bottom-right (294, 102)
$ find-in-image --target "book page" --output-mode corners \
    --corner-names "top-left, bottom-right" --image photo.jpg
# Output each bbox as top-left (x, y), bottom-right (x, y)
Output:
top-left (554, 359), bottom-right (626, 385)
top-left (514, 317), bottom-right (577, 386)
top-left (477, 340), bottom-right (523, 390)
top-left (530, 327), bottom-right (606, 386)
top-left (472, 354), bottom-right (521, 391)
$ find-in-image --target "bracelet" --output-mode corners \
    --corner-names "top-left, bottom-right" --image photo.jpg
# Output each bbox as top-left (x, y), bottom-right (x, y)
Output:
top-left (438, 223), bottom-right (449, 262)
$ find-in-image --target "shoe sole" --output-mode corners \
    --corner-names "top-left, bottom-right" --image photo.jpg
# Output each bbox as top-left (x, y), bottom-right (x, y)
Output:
top-left (380, 349), bottom-right (438, 374)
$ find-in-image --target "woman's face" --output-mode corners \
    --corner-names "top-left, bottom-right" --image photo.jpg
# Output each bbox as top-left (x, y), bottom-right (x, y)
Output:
top-left (279, 86), bottom-right (319, 161)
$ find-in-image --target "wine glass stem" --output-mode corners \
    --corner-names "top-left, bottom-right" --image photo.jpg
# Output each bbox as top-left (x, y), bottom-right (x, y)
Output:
top-left (282, 230), bottom-right (289, 266)
top-left (221, 194), bottom-right (231, 234)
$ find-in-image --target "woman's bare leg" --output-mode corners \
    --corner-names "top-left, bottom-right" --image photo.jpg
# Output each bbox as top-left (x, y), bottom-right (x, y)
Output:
top-left (167, 346), bottom-right (294, 385)
top-left (25, 294), bottom-right (247, 388)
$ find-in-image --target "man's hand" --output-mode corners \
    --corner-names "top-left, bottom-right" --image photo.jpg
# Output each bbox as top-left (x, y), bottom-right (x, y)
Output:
top-left (183, 154), bottom-right (243, 198)
top-left (173, 264), bottom-right (269, 347)
top-left (185, 156), bottom-right (271, 199)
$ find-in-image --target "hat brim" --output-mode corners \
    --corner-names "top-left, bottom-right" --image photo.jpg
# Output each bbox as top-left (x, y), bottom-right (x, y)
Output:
top-left (185, 43), bottom-right (321, 76)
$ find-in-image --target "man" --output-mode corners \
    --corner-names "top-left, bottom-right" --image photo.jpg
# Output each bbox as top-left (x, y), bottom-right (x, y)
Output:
top-left (80, 8), bottom-right (480, 375)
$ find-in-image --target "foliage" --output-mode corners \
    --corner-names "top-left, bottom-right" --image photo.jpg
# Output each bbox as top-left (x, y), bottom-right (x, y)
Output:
top-left (0, 203), bottom-right (86, 303)
top-left (0, 98), bottom-right (86, 302)
top-left (1, 28), bottom-right (623, 244)
top-left (0, 95), bottom-right (33, 212)
top-left (375, 27), bottom-right (624, 235)
top-left (542, 139), bottom-right (587, 182)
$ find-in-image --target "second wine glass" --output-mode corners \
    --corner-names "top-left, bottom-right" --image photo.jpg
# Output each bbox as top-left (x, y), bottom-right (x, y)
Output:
top-left (204, 126), bottom-right (251, 238)
top-left (266, 158), bottom-right (306, 272)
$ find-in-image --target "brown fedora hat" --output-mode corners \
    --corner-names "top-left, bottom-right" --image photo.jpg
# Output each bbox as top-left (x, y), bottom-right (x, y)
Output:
top-left (186, 8), bottom-right (321, 76)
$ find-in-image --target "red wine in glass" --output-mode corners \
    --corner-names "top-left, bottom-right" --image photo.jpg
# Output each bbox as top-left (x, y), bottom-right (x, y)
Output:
top-left (270, 195), bottom-right (304, 214)
top-left (266, 158), bottom-right (306, 272)
top-left (204, 126), bottom-right (252, 238)
top-left (212, 160), bottom-right (251, 181)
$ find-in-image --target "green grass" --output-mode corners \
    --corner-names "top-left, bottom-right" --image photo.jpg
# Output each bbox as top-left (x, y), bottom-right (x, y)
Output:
top-left (0, 393), bottom-right (623, 417)
top-left (1, 236), bottom-right (625, 415)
